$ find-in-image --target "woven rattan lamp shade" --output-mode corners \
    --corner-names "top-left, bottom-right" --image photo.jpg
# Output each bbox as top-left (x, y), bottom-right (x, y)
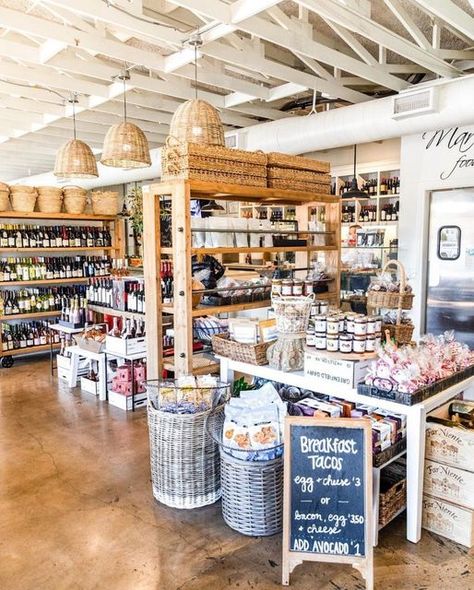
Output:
top-left (101, 121), bottom-right (151, 168)
top-left (54, 139), bottom-right (98, 179)
top-left (169, 99), bottom-right (225, 147)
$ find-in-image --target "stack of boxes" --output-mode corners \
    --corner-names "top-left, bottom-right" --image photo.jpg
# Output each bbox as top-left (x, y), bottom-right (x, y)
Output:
top-left (423, 401), bottom-right (474, 547)
top-left (108, 361), bottom-right (147, 411)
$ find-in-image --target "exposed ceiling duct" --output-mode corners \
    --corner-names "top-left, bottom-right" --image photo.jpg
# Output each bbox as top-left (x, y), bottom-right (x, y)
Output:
top-left (12, 74), bottom-right (474, 188)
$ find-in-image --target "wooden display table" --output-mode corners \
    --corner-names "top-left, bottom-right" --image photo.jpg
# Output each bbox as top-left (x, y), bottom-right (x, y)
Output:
top-left (218, 356), bottom-right (474, 544)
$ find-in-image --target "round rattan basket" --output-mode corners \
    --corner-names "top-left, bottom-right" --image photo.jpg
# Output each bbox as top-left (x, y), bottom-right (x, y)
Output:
top-left (367, 260), bottom-right (414, 310)
top-left (101, 121), bottom-right (151, 168)
top-left (54, 139), bottom-right (98, 179)
top-left (0, 182), bottom-right (10, 211)
top-left (146, 380), bottom-right (230, 509)
top-left (169, 99), bottom-right (225, 147)
top-left (206, 406), bottom-right (284, 536)
top-left (63, 186), bottom-right (87, 214)
top-left (90, 191), bottom-right (119, 215)
top-left (37, 186), bottom-right (63, 213)
top-left (10, 185), bottom-right (37, 212)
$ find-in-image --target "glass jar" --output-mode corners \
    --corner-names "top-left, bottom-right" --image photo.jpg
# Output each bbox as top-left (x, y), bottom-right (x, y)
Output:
top-left (339, 334), bottom-right (353, 353)
top-left (366, 335), bottom-right (376, 352)
top-left (293, 279), bottom-right (303, 296)
top-left (338, 315), bottom-right (346, 333)
top-left (306, 329), bottom-right (315, 347)
top-left (326, 334), bottom-right (339, 352)
top-left (319, 300), bottom-right (329, 314)
top-left (375, 332), bottom-right (382, 346)
top-left (281, 279), bottom-right (293, 296)
top-left (304, 279), bottom-right (314, 296)
top-left (311, 303), bottom-right (319, 317)
top-left (353, 335), bottom-right (367, 354)
top-left (327, 316), bottom-right (340, 335)
top-left (374, 316), bottom-right (382, 333)
top-left (271, 279), bottom-right (282, 297)
top-left (314, 314), bottom-right (327, 333)
top-left (353, 316), bottom-right (368, 336)
top-left (366, 316), bottom-right (376, 335)
top-left (346, 314), bottom-right (355, 334)
top-left (315, 332), bottom-right (327, 350)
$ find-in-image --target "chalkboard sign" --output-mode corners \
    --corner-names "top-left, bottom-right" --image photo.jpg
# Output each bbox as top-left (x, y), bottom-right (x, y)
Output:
top-left (282, 418), bottom-right (373, 589)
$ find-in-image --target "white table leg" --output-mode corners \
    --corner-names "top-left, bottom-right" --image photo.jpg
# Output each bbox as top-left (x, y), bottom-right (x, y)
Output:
top-left (372, 467), bottom-right (381, 547)
top-left (98, 355), bottom-right (107, 401)
top-left (406, 405), bottom-right (426, 543)
top-left (220, 357), bottom-right (234, 385)
top-left (68, 352), bottom-right (79, 389)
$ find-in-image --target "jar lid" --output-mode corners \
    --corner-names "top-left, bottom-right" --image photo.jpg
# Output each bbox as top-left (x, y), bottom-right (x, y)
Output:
top-left (293, 279), bottom-right (303, 284)
top-left (327, 334), bottom-right (339, 339)
top-left (340, 334), bottom-right (353, 341)
top-left (354, 316), bottom-right (367, 323)
top-left (367, 335), bottom-right (376, 339)
top-left (282, 278), bottom-right (293, 284)
top-left (314, 314), bottom-right (326, 320)
top-left (306, 329), bottom-right (315, 334)
top-left (272, 278), bottom-right (282, 283)
top-left (354, 335), bottom-right (366, 340)
top-left (314, 332), bottom-right (326, 336)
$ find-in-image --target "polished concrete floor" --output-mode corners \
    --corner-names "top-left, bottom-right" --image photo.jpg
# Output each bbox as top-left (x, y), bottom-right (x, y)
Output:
top-left (0, 357), bottom-right (472, 590)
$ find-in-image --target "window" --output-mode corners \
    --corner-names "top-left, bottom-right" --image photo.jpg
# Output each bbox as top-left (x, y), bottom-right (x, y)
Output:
top-left (438, 225), bottom-right (461, 260)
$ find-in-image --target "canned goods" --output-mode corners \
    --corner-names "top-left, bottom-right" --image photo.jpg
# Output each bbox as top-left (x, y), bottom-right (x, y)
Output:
top-left (353, 335), bottom-right (366, 354)
top-left (281, 279), bottom-right (293, 296)
top-left (292, 279), bottom-right (303, 296)
top-left (326, 334), bottom-right (339, 352)
top-left (315, 332), bottom-right (327, 350)
top-left (306, 329), bottom-right (315, 347)
top-left (326, 316), bottom-right (339, 335)
top-left (366, 335), bottom-right (376, 352)
top-left (304, 279), bottom-right (314, 296)
top-left (353, 316), bottom-right (368, 336)
top-left (339, 334), bottom-right (353, 353)
top-left (314, 314), bottom-right (327, 333)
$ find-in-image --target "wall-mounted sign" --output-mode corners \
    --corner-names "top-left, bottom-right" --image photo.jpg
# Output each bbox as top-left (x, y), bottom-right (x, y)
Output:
top-left (282, 417), bottom-right (373, 589)
top-left (422, 127), bottom-right (474, 181)
top-left (438, 225), bottom-right (461, 260)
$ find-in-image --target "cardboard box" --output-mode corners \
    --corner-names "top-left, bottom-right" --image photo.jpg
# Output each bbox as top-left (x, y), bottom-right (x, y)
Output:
top-left (108, 389), bottom-right (147, 411)
top-left (423, 494), bottom-right (474, 548)
top-left (80, 377), bottom-right (99, 396)
top-left (105, 335), bottom-right (146, 356)
top-left (304, 350), bottom-right (369, 394)
top-left (426, 403), bottom-right (474, 473)
top-left (424, 459), bottom-right (474, 510)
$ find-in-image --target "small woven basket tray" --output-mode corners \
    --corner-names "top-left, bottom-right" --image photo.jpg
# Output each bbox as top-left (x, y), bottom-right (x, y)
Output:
top-left (367, 260), bottom-right (414, 310)
top-left (383, 323), bottom-right (414, 345)
top-left (379, 460), bottom-right (406, 527)
top-left (266, 152), bottom-right (330, 173)
top-left (212, 332), bottom-right (271, 365)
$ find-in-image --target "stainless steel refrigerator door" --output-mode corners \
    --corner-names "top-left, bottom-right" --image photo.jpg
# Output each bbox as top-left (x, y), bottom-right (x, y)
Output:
top-left (426, 188), bottom-right (474, 348)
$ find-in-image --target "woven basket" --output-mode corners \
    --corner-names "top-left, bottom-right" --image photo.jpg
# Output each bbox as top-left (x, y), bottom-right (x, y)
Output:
top-left (267, 152), bottom-right (330, 174)
top-left (161, 139), bottom-right (267, 187)
top-left (37, 187), bottom-right (63, 213)
top-left (90, 191), bottom-right (119, 215)
top-left (367, 260), bottom-right (414, 310)
top-left (101, 122), bottom-right (151, 168)
top-left (54, 139), bottom-right (98, 179)
top-left (146, 381), bottom-right (229, 509)
top-left (267, 178), bottom-right (331, 194)
top-left (0, 183), bottom-right (10, 211)
top-left (169, 99), bottom-right (225, 147)
top-left (212, 333), bottom-right (271, 365)
top-left (267, 167), bottom-right (331, 183)
top-left (271, 295), bottom-right (314, 333)
top-left (10, 186), bottom-right (37, 212)
top-left (206, 406), bottom-right (283, 536)
top-left (63, 186), bottom-right (87, 214)
top-left (379, 462), bottom-right (406, 527)
top-left (383, 323), bottom-right (414, 345)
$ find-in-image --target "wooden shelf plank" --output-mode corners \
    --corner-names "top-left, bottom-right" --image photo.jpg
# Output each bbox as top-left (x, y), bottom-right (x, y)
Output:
top-left (163, 299), bottom-right (271, 317)
top-left (149, 179), bottom-right (337, 204)
top-left (88, 304), bottom-right (145, 322)
top-left (1, 247), bottom-right (114, 253)
top-left (0, 211), bottom-right (116, 221)
top-left (163, 354), bottom-right (220, 375)
top-left (0, 277), bottom-right (91, 287)
top-left (0, 310), bottom-right (61, 321)
top-left (161, 245), bottom-right (338, 255)
top-left (1, 343), bottom-right (60, 357)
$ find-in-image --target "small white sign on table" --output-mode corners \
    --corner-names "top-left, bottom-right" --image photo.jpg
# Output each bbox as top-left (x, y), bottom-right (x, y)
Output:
top-left (304, 349), bottom-right (373, 394)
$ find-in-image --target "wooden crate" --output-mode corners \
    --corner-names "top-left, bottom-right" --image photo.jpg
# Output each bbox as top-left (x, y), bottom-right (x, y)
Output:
top-left (426, 402), bottom-right (474, 473)
top-left (423, 494), bottom-right (474, 547)
top-left (424, 459), bottom-right (474, 510)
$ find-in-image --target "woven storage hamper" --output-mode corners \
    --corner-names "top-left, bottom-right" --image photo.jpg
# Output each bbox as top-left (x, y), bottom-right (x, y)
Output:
top-left (0, 182), bottom-right (10, 211)
top-left (206, 406), bottom-right (284, 536)
top-left (169, 99), bottom-right (225, 147)
top-left (212, 333), bottom-right (271, 365)
top-left (146, 380), bottom-right (230, 509)
top-left (37, 187), bottom-right (63, 213)
top-left (90, 191), bottom-right (120, 215)
top-left (10, 186), bottom-right (37, 213)
top-left (63, 186), bottom-right (87, 214)
top-left (367, 260), bottom-right (414, 310)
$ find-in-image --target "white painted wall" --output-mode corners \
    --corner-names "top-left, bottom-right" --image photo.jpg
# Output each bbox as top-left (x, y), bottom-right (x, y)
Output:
top-left (399, 125), bottom-right (474, 337)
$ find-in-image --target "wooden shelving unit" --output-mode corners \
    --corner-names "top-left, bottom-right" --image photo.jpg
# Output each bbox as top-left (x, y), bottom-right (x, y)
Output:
top-left (142, 179), bottom-right (341, 378)
top-left (88, 304), bottom-right (145, 322)
top-left (0, 211), bottom-right (125, 366)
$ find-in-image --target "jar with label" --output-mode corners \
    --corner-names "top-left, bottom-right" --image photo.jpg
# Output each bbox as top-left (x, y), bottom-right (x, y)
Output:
top-left (271, 279), bottom-right (282, 297)
top-left (353, 316), bottom-right (368, 336)
top-left (304, 280), bottom-right (314, 296)
top-left (346, 314), bottom-right (355, 334)
top-left (375, 332), bottom-right (382, 346)
top-left (326, 334), bottom-right (339, 352)
top-left (281, 279), bottom-right (293, 296)
top-left (366, 316), bottom-right (376, 335)
top-left (306, 329), bottom-right (315, 347)
top-left (374, 316), bottom-right (382, 333)
top-left (327, 316), bottom-right (339, 335)
top-left (366, 335), bottom-right (376, 352)
top-left (353, 335), bottom-right (367, 354)
top-left (319, 300), bottom-right (329, 314)
top-left (292, 279), bottom-right (303, 296)
top-left (315, 332), bottom-right (327, 350)
top-left (314, 314), bottom-right (327, 333)
top-left (338, 315), bottom-right (346, 333)
top-left (311, 303), bottom-right (319, 317)
top-left (339, 333), bottom-right (353, 353)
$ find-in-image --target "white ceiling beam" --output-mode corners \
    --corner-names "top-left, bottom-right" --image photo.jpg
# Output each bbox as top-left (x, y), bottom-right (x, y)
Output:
top-left (296, 0), bottom-right (462, 79)
top-left (411, 0), bottom-right (474, 42)
top-left (230, 0), bottom-right (283, 23)
top-left (321, 19), bottom-right (378, 66)
top-left (383, 0), bottom-right (431, 50)
top-left (266, 82), bottom-right (307, 102)
top-left (39, 40), bottom-right (67, 64)
top-left (436, 49), bottom-right (474, 60)
top-left (0, 95), bottom-right (66, 117)
top-left (0, 39), bottom-right (39, 63)
top-left (170, 0), bottom-right (408, 90)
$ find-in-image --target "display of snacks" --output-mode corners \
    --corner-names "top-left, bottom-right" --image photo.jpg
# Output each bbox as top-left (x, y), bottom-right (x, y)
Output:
top-left (78, 324), bottom-right (106, 353)
top-left (148, 375), bottom-right (229, 414)
top-left (367, 261), bottom-right (414, 310)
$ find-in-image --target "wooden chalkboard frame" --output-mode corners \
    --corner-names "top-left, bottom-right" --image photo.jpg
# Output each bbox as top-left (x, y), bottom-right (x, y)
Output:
top-left (282, 417), bottom-right (373, 589)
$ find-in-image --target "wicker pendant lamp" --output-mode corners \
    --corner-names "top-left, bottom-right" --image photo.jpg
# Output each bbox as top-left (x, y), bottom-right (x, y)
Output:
top-left (54, 94), bottom-right (98, 179)
top-left (168, 35), bottom-right (225, 147)
top-left (101, 69), bottom-right (151, 168)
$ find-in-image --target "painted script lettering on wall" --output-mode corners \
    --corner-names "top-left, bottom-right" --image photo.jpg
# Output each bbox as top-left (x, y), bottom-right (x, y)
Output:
top-left (422, 127), bottom-right (474, 180)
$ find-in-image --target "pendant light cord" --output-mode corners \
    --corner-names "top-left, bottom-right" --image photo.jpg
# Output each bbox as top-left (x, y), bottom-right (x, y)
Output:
top-left (353, 144), bottom-right (357, 178)
top-left (122, 73), bottom-right (127, 122)
top-left (194, 43), bottom-right (198, 99)
top-left (70, 93), bottom-right (78, 140)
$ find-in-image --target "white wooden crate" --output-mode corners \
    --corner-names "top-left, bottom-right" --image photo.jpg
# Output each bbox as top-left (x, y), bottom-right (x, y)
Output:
top-left (105, 335), bottom-right (146, 356)
top-left (423, 494), bottom-right (474, 547)
top-left (424, 459), bottom-right (474, 510)
top-left (107, 390), bottom-right (147, 411)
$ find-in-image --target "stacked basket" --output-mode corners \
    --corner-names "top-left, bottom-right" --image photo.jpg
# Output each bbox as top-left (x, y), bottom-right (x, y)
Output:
top-left (0, 182), bottom-right (10, 211)
top-left (10, 185), bottom-right (37, 213)
top-left (266, 152), bottom-right (331, 193)
top-left (63, 186), bottom-right (88, 214)
top-left (90, 191), bottom-right (120, 215)
top-left (37, 186), bottom-right (63, 213)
